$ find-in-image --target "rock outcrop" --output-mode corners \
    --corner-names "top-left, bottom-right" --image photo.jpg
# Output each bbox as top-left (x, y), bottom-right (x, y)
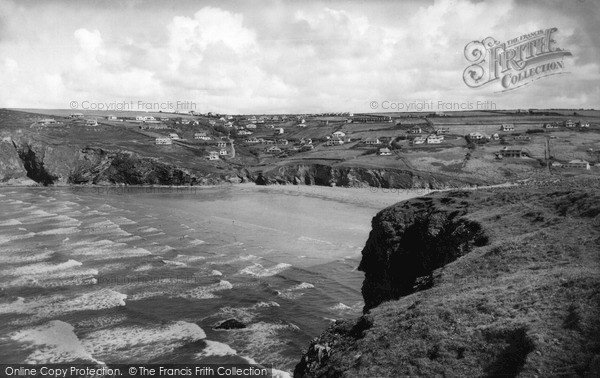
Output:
top-left (296, 184), bottom-right (600, 377)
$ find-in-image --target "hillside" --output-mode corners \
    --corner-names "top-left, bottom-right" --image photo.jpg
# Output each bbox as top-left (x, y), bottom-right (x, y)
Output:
top-left (1, 109), bottom-right (599, 188)
top-left (295, 181), bottom-right (600, 377)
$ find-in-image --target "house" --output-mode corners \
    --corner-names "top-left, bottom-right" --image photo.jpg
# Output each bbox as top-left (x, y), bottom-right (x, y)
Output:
top-left (238, 130), bottom-right (253, 135)
top-left (208, 151), bottom-right (219, 160)
top-left (565, 119), bottom-right (576, 128)
top-left (544, 123), bottom-right (559, 129)
top-left (491, 133), bottom-right (500, 140)
top-left (209, 120), bottom-right (217, 126)
top-left (327, 138), bottom-right (344, 146)
top-left (225, 122), bottom-right (234, 128)
top-left (498, 147), bottom-right (524, 158)
top-left (245, 137), bottom-right (260, 144)
top-left (300, 144), bottom-right (314, 151)
top-left (412, 136), bottom-right (426, 145)
top-left (468, 132), bottom-right (485, 140)
top-left (276, 128), bottom-right (284, 135)
top-left (160, 117), bottom-right (170, 122)
top-left (70, 113), bottom-right (84, 118)
top-left (169, 133), bottom-right (180, 140)
top-left (38, 118), bottom-right (57, 126)
top-left (85, 119), bottom-right (98, 127)
top-left (277, 139), bottom-right (289, 145)
top-left (194, 132), bottom-right (211, 141)
top-left (435, 128), bottom-right (449, 135)
top-left (551, 161), bottom-right (563, 168)
top-left (247, 116), bottom-right (257, 122)
top-left (301, 138), bottom-right (313, 145)
top-left (364, 138), bottom-right (381, 145)
top-left (426, 135), bottom-right (444, 144)
top-left (245, 123), bottom-right (257, 129)
top-left (107, 115), bottom-right (118, 121)
top-left (263, 139), bottom-right (275, 145)
top-left (563, 159), bottom-right (590, 170)
top-left (219, 149), bottom-right (228, 156)
top-left (135, 116), bottom-right (145, 121)
top-left (155, 137), bottom-right (172, 145)
top-left (332, 131), bottom-right (346, 138)
top-left (217, 141), bottom-right (227, 148)
top-left (514, 135), bottom-right (531, 141)
top-left (409, 127), bottom-right (422, 134)
top-left (144, 116), bottom-right (156, 122)
top-left (266, 146), bottom-right (282, 153)
top-left (500, 124), bottom-right (515, 132)
top-left (378, 147), bottom-right (392, 156)
top-left (578, 121), bottom-right (590, 128)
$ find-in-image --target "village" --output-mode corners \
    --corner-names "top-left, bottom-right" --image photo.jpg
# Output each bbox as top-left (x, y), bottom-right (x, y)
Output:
top-left (26, 108), bottom-right (600, 183)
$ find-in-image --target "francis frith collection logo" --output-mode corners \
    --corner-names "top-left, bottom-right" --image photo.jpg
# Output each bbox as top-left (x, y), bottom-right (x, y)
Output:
top-left (463, 27), bottom-right (572, 92)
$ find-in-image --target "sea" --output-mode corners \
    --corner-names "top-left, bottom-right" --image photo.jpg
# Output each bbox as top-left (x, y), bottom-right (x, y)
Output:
top-left (0, 184), bottom-right (421, 375)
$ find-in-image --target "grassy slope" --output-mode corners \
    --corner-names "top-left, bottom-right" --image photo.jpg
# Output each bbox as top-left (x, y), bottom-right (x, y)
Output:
top-left (296, 183), bottom-right (600, 377)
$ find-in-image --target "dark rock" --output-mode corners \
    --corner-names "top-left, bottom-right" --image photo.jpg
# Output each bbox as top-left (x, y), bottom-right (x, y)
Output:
top-left (214, 319), bottom-right (246, 330)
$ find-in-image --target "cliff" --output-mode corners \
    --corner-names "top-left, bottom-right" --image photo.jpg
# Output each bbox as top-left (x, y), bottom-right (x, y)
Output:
top-left (296, 183), bottom-right (600, 377)
top-left (0, 134), bottom-right (248, 186)
top-left (256, 163), bottom-right (486, 190)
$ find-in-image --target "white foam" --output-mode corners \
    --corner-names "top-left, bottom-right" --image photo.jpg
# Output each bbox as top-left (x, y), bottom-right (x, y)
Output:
top-left (0, 232), bottom-right (36, 244)
top-left (184, 280), bottom-right (233, 299)
top-left (162, 259), bottom-right (187, 267)
top-left (277, 282), bottom-right (314, 300)
top-left (5, 259), bottom-right (83, 276)
top-left (38, 227), bottom-right (80, 235)
top-left (240, 263), bottom-right (292, 277)
top-left (174, 254), bottom-right (206, 263)
top-left (10, 320), bottom-right (101, 364)
top-left (197, 340), bottom-right (237, 357)
top-left (0, 219), bottom-right (22, 226)
top-left (81, 321), bottom-right (205, 362)
top-left (0, 250), bottom-right (54, 264)
top-left (188, 238), bottom-right (205, 246)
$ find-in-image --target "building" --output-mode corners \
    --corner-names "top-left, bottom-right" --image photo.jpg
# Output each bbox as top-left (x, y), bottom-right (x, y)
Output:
top-left (565, 119), bottom-right (575, 128)
top-left (85, 119), bottom-right (98, 127)
top-left (332, 131), bottom-right (346, 138)
top-left (563, 159), bottom-right (590, 170)
top-left (500, 124), bottom-right (515, 132)
top-left (38, 119), bottom-right (57, 126)
top-left (544, 123), bottom-right (559, 129)
top-left (301, 138), bottom-right (312, 145)
top-left (351, 115), bottom-right (392, 123)
top-left (300, 144), bottom-right (314, 151)
top-left (498, 147), bottom-right (524, 158)
top-left (238, 130), bottom-right (253, 135)
top-left (245, 123), bottom-right (257, 129)
top-left (266, 146), bottom-right (282, 153)
top-left (363, 138), bottom-right (381, 145)
top-left (107, 115), bottom-right (118, 121)
top-left (219, 149), bottom-right (228, 156)
top-left (578, 121), bottom-right (590, 128)
top-left (327, 138), bottom-right (344, 146)
top-left (263, 139), bottom-right (275, 145)
top-left (144, 116), bottom-right (156, 122)
top-left (426, 134), bottom-right (444, 144)
top-left (169, 133), bottom-right (180, 140)
top-left (435, 128), bottom-right (449, 135)
top-left (378, 147), bottom-right (392, 156)
top-left (194, 133), bottom-right (211, 141)
top-left (412, 136), bottom-right (426, 145)
top-left (491, 133), bottom-right (500, 140)
top-left (208, 151), bottom-right (219, 160)
top-left (155, 137), bottom-right (172, 145)
top-left (468, 132), bottom-right (485, 140)
top-left (217, 141), bottom-right (227, 148)
top-left (135, 116), bottom-right (145, 121)
top-left (409, 127), bottom-right (422, 134)
top-left (245, 137), bottom-right (260, 143)
top-left (70, 113), bottom-right (84, 119)
top-left (277, 139), bottom-right (289, 145)
top-left (514, 135), bottom-right (531, 141)
top-left (276, 128), bottom-right (284, 135)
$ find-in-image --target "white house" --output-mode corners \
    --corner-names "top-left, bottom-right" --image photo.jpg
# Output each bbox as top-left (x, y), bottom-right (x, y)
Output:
top-left (277, 139), bottom-right (289, 145)
top-left (426, 135), bottom-right (443, 144)
top-left (327, 138), bottom-right (344, 146)
top-left (332, 131), bottom-right (346, 138)
top-left (219, 149), bottom-right (228, 156)
top-left (468, 132), bottom-right (485, 140)
top-left (217, 141), bottom-right (227, 148)
top-left (238, 130), bottom-right (253, 135)
top-left (409, 127), bottom-right (422, 134)
top-left (208, 151), bottom-right (219, 160)
top-left (144, 116), bottom-right (156, 122)
top-left (364, 138), bottom-right (381, 145)
top-left (107, 115), bottom-right (118, 121)
top-left (266, 146), bottom-right (282, 153)
top-left (563, 159), bottom-right (590, 170)
top-left (85, 119), bottom-right (98, 127)
top-left (245, 123), bottom-right (257, 129)
top-left (169, 133), bottom-right (180, 140)
top-left (155, 137), bottom-right (172, 145)
top-left (276, 128), bottom-right (284, 135)
top-left (135, 116), bottom-right (145, 121)
top-left (378, 147), bottom-right (392, 156)
top-left (245, 137), bottom-right (260, 143)
top-left (70, 113), bottom-right (84, 118)
top-left (578, 121), bottom-right (590, 128)
top-left (194, 133), bottom-right (211, 141)
top-left (38, 118), bottom-right (57, 126)
top-left (412, 136), bottom-right (426, 145)
top-left (501, 124), bottom-right (515, 131)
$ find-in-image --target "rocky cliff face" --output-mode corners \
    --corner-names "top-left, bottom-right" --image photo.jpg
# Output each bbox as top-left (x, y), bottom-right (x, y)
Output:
top-left (0, 135), bottom-right (247, 186)
top-left (257, 164), bottom-right (483, 189)
top-left (296, 185), bottom-right (600, 377)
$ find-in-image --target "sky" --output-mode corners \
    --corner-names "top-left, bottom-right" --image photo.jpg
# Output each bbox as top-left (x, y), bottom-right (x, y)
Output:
top-left (0, 0), bottom-right (598, 114)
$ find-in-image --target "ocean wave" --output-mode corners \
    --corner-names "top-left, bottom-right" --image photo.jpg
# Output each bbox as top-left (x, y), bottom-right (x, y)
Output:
top-left (240, 263), bottom-right (292, 277)
top-left (277, 282), bottom-right (315, 300)
top-left (196, 340), bottom-right (237, 358)
top-left (10, 320), bottom-right (101, 364)
top-left (0, 219), bottom-right (22, 226)
top-left (81, 321), bottom-right (205, 362)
